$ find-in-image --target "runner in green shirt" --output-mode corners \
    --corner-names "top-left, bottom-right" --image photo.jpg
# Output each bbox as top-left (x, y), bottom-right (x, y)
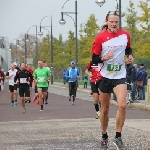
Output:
top-left (34, 60), bottom-right (51, 111)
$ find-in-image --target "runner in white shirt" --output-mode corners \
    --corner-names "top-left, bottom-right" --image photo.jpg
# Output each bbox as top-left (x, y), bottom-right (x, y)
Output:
top-left (6, 64), bottom-right (18, 106)
top-left (92, 11), bottom-right (133, 150)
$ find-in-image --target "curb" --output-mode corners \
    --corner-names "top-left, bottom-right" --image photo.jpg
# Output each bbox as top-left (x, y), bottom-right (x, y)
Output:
top-left (50, 84), bottom-right (150, 111)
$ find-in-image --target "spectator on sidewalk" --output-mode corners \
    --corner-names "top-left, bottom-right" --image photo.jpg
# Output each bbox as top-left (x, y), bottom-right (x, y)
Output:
top-left (136, 64), bottom-right (147, 100)
top-left (126, 60), bottom-right (137, 102)
top-left (62, 70), bottom-right (66, 85)
top-left (82, 75), bottom-right (88, 88)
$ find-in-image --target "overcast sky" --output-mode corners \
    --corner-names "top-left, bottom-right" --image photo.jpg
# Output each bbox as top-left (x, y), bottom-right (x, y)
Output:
top-left (0, 0), bottom-right (141, 43)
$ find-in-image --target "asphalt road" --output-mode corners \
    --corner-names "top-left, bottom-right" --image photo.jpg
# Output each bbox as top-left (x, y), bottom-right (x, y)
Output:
top-left (0, 83), bottom-right (150, 150)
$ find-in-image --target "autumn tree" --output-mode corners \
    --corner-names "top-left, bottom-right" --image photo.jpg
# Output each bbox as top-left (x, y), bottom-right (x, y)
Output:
top-left (38, 34), bottom-right (51, 66)
top-left (134, 0), bottom-right (150, 67)
top-left (78, 14), bottom-right (100, 68)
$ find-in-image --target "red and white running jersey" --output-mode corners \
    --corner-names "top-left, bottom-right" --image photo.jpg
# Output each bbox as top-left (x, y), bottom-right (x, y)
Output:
top-left (92, 30), bottom-right (130, 79)
top-left (86, 61), bottom-right (102, 83)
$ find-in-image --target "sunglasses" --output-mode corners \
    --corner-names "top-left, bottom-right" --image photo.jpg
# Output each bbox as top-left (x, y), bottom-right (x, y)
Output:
top-left (107, 11), bottom-right (119, 16)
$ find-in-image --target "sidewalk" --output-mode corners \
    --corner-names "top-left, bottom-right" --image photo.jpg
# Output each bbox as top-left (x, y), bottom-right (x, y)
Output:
top-left (51, 82), bottom-right (150, 111)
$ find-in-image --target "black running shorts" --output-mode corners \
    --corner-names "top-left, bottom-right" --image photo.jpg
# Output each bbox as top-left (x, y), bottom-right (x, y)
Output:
top-left (34, 86), bottom-right (38, 93)
top-left (9, 85), bottom-right (14, 92)
top-left (19, 86), bottom-right (30, 97)
top-left (91, 82), bottom-right (99, 93)
top-left (37, 87), bottom-right (48, 92)
top-left (14, 84), bottom-right (19, 90)
top-left (98, 77), bottom-right (126, 93)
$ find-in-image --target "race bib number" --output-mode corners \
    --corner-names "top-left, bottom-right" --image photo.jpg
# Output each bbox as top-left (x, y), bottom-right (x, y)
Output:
top-left (20, 78), bottom-right (27, 83)
top-left (107, 64), bottom-right (122, 74)
top-left (37, 77), bottom-right (45, 82)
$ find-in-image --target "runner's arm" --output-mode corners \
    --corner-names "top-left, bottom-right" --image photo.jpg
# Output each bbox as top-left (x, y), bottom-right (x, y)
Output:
top-left (5, 72), bottom-right (10, 79)
top-left (65, 68), bottom-right (70, 79)
top-left (33, 71), bottom-right (37, 82)
top-left (92, 54), bottom-right (106, 64)
top-left (28, 72), bottom-right (33, 83)
top-left (14, 71), bottom-right (19, 83)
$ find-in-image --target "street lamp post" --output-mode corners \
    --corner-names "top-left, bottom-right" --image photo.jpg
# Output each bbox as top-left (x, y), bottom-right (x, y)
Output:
top-left (26, 25), bottom-right (38, 66)
top-left (95, 0), bottom-right (122, 29)
top-left (4, 50), bottom-right (8, 71)
top-left (16, 39), bottom-right (19, 63)
top-left (9, 39), bottom-right (19, 63)
top-left (59, 0), bottom-right (78, 66)
top-left (38, 15), bottom-right (53, 84)
top-left (24, 33), bottom-right (27, 64)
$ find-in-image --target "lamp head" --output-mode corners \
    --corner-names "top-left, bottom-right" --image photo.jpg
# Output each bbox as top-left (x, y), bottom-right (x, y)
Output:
top-left (26, 39), bottom-right (29, 42)
top-left (95, 0), bottom-right (105, 7)
top-left (38, 32), bottom-right (43, 37)
top-left (59, 19), bottom-right (66, 25)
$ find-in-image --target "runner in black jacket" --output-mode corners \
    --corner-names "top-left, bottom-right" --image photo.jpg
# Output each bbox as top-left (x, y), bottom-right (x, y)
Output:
top-left (14, 62), bottom-right (33, 113)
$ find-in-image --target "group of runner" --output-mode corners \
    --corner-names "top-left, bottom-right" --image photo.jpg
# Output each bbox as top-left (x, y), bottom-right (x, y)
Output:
top-left (1, 10), bottom-right (134, 150)
top-left (5, 60), bottom-right (51, 113)
top-left (61, 11), bottom-right (133, 150)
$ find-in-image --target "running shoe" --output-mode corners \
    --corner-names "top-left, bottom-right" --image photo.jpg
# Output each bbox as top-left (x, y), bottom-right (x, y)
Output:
top-left (32, 97), bottom-right (37, 103)
top-left (27, 100), bottom-right (31, 103)
top-left (69, 97), bottom-right (71, 101)
top-left (113, 137), bottom-right (126, 150)
top-left (37, 102), bottom-right (40, 106)
top-left (40, 108), bottom-right (43, 111)
top-left (11, 102), bottom-right (14, 106)
top-left (14, 102), bottom-right (17, 106)
top-left (72, 102), bottom-right (75, 106)
top-left (23, 109), bottom-right (26, 113)
top-left (100, 138), bottom-right (108, 150)
top-left (95, 113), bottom-right (100, 119)
top-left (45, 100), bottom-right (48, 104)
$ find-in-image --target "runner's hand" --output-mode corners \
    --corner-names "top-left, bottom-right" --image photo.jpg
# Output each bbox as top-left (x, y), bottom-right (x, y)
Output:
top-left (102, 50), bottom-right (114, 61)
top-left (88, 73), bottom-right (92, 78)
top-left (9, 74), bottom-right (14, 78)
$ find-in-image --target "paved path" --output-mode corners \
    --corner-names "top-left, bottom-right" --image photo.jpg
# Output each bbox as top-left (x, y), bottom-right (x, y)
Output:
top-left (0, 83), bottom-right (150, 150)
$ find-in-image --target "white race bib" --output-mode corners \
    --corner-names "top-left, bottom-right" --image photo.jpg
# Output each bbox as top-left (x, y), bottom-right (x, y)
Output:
top-left (20, 78), bottom-right (27, 83)
top-left (37, 77), bottom-right (45, 82)
top-left (107, 63), bottom-right (122, 74)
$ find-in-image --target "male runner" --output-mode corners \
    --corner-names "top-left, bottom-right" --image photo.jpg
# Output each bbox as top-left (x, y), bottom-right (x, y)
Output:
top-left (0, 68), bottom-right (4, 96)
top-left (65, 60), bottom-right (80, 105)
top-left (34, 60), bottom-right (51, 111)
top-left (6, 64), bottom-right (18, 106)
top-left (92, 11), bottom-right (133, 149)
top-left (14, 62), bottom-right (33, 113)
top-left (85, 61), bottom-right (101, 119)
